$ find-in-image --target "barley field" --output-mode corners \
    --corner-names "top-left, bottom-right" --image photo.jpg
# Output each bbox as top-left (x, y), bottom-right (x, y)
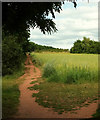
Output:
top-left (31, 52), bottom-right (98, 84)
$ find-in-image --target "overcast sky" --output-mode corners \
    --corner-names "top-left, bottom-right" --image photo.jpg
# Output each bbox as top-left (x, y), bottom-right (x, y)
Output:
top-left (30, 0), bottom-right (98, 50)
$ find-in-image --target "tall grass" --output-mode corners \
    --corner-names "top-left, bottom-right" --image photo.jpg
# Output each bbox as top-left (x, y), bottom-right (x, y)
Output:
top-left (31, 52), bottom-right (98, 84)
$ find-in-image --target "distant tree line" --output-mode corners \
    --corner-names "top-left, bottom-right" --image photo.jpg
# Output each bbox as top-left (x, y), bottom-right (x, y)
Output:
top-left (28, 42), bottom-right (69, 52)
top-left (70, 37), bottom-right (100, 54)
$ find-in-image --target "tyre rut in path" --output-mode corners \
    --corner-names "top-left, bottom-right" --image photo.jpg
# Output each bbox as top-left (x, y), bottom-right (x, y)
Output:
top-left (15, 54), bottom-right (98, 118)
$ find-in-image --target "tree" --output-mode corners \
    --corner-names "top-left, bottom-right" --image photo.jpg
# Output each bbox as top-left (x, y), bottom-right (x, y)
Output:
top-left (70, 37), bottom-right (100, 54)
top-left (2, 0), bottom-right (80, 35)
top-left (70, 40), bottom-right (82, 53)
top-left (2, 2), bottom-right (64, 35)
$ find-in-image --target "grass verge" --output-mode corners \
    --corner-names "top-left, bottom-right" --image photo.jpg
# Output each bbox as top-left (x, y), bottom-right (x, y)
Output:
top-left (31, 79), bottom-right (98, 114)
top-left (2, 64), bottom-right (25, 118)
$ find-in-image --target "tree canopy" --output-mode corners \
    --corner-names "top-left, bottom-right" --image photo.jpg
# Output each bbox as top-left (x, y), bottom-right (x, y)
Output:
top-left (3, 1), bottom-right (80, 34)
top-left (3, 2), bottom-right (64, 34)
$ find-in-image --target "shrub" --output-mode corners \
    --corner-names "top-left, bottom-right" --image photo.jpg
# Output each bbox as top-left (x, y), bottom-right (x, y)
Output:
top-left (2, 34), bottom-right (24, 75)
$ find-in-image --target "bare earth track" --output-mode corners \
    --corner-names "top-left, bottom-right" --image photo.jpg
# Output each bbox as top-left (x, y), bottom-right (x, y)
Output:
top-left (14, 54), bottom-right (98, 118)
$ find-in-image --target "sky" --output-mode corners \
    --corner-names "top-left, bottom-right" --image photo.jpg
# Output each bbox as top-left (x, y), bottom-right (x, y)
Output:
top-left (30, 0), bottom-right (99, 50)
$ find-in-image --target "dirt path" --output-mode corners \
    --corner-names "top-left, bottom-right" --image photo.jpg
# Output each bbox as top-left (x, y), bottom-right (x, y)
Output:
top-left (14, 54), bottom-right (98, 118)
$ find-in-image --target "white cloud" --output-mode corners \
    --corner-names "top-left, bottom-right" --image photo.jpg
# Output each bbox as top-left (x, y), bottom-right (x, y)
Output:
top-left (30, 2), bottom-right (98, 49)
